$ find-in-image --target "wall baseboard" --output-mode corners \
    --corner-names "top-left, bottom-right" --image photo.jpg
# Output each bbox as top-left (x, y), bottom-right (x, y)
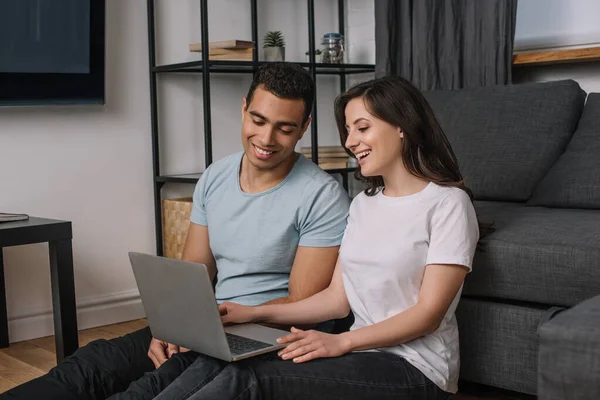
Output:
top-left (8, 290), bottom-right (146, 343)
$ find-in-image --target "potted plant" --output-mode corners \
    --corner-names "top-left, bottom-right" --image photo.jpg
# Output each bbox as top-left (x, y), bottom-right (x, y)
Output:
top-left (263, 31), bottom-right (285, 62)
top-left (305, 49), bottom-right (322, 62)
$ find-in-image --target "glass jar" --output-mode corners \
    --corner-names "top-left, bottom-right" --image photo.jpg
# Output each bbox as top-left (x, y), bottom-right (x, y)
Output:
top-left (320, 33), bottom-right (344, 64)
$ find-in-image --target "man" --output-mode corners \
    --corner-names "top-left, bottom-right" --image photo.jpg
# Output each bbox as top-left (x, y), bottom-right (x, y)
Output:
top-left (2, 62), bottom-right (350, 400)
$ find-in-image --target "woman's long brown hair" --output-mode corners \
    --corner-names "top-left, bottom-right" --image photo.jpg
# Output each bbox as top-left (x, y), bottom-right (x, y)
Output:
top-left (334, 76), bottom-right (493, 239)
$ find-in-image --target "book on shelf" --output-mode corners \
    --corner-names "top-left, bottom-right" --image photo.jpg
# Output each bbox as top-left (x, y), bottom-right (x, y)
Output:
top-left (205, 48), bottom-right (252, 56)
top-left (299, 146), bottom-right (351, 170)
top-left (208, 48), bottom-right (253, 61)
top-left (300, 145), bottom-right (349, 159)
top-left (318, 160), bottom-right (349, 170)
top-left (190, 46), bottom-right (254, 61)
top-left (189, 40), bottom-right (255, 52)
top-left (301, 145), bottom-right (346, 152)
top-left (0, 213), bottom-right (29, 223)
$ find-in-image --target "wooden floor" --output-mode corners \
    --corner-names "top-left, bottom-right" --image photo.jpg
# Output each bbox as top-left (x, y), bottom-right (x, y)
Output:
top-left (0, 319), bottom-right (533, 399)
top-left (0, 319), bottom-right (149, 394)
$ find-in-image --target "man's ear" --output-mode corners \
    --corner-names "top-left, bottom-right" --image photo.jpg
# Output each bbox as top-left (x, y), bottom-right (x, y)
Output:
top-left (241, 97), bottom-right (247, 118)
top-left (298, 117), bottom-right (312, 141)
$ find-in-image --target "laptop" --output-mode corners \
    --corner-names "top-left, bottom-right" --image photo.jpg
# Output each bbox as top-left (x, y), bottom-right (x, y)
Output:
top-left (129, 252), bottom-right (288, 362)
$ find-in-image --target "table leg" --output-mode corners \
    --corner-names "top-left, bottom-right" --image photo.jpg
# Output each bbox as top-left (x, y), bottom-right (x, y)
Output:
top-left (0, 248), bottom-right (8, 347)
top-left (49, 239), bottom-right (79, 363)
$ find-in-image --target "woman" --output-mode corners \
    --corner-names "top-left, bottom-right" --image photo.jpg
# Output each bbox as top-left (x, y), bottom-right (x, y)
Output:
top-left (156, 76), bottom-right (486, 400)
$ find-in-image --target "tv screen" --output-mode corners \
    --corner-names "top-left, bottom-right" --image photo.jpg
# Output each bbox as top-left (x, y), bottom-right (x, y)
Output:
top-left (0, 0), bottom-right (105, 106)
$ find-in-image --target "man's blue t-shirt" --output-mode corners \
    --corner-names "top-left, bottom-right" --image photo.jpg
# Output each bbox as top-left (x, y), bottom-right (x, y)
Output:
top-left (190, 151), bottom-right (350, 306)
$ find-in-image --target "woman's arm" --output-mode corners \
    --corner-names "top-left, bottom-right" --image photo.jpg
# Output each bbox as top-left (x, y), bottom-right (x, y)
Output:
top-left (220, 257), bottom-right (350, 326)
top-left (342, 263), bottom-right (468, 351)
top-left (278, 263), bottom-right (468, 363)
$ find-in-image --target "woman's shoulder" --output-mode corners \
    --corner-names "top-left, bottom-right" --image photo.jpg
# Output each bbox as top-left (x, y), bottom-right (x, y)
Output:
top-left (432, 184), bottom-right (471, 203)
top-left (349, 190), bottom-right (376, 206)
top-left (350, 184), bottom-right (472, 210)
top-left (345, 191), bottom-right (373, 218)
top-left (429, 184), bottom-right (475, 216)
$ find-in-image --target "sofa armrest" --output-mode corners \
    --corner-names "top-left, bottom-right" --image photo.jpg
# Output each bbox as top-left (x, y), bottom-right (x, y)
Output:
top-left (538, 294), bottom-right (600, 399)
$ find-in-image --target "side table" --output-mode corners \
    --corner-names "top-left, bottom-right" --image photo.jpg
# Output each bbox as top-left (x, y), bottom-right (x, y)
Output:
top-left (0, 217), bottom-right (79, 363)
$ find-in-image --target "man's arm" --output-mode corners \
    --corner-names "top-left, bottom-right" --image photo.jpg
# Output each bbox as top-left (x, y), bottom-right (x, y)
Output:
top-left (261, 178), bottom-right (350, 306)
top-left (148, 222), bottom-right (216, 367)
top-left (181, 222), bottom-right (217, 281)
top-left (261, 245), bottom-right (339, 305)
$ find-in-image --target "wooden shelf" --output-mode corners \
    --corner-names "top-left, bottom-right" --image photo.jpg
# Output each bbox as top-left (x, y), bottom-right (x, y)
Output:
top-left (513, 46), bottom-right (600, 67)
top-left (154, 60), bottom-right (375, 75)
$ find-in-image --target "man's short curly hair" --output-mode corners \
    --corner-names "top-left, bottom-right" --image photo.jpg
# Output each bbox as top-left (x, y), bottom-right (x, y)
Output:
top-left (245, 62), bottom-right (315, 125)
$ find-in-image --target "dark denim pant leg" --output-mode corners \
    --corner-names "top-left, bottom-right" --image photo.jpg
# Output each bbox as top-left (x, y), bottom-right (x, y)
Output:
top-left (0, 326), bottom-right (154, 400)
top-left (1, 326), bottom-right (199, 400)
top-left (153, 354), bottom-right (230, 400)
top-left (108, 350), bottom-right (201, 400)
top-left (185, 352), bottom-right (452, 400)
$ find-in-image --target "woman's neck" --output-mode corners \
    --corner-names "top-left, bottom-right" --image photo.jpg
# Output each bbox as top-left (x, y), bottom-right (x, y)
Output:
top-left (381, 161), bottom-right (430, 197)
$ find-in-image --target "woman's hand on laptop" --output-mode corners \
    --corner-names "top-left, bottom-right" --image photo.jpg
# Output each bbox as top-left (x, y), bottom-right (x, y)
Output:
top-left (219, 302), bottom-right (256, 325)
top-left (276, 327), bottom-right (351, 364)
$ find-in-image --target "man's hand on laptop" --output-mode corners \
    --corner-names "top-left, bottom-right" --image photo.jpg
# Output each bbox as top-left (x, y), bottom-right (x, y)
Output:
top-left (148, 337), bottom-right (190, 368)
top-left (219, 302), bottom-right (294, 331)
top-left (219, 302), bottom-right (256, 325)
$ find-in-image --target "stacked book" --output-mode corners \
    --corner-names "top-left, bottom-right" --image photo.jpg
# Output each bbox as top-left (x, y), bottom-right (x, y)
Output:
top-left (301, 146), bottom-right (350, 170)
top-left (0, 213), bottom-right (29, 223)
top-left (189, 39), bottom-right (254, 61)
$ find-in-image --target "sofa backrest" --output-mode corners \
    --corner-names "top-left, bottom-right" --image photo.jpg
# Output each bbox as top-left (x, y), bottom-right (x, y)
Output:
top-left (528, 93), bottom-right (600, 209)
top-left (423, 79), bottom-right (586, 201)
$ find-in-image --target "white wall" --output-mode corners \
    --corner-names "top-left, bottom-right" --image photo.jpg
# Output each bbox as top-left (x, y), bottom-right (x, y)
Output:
top-left (0, 0), bottom-right (153, 341)
top-left (0, 0), bottom-right (374, 342)
top-left (513, 0), bottom-right (600, 94)
top-left (515, 0), bottom-right (600, 51)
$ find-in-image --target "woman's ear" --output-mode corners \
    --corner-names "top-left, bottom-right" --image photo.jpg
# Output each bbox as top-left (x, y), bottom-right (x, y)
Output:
top-left (398, 127), bottom-right (404, 139)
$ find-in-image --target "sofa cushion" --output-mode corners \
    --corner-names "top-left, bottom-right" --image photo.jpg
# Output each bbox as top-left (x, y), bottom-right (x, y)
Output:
top-left (463, 201), bottom-right (600, 306)
top-left (528, 93), bottom-right (600, 209)
top-left (423, 80), bottom-right (585, 201)
top-left (456, 298), bottom-right (556, 395)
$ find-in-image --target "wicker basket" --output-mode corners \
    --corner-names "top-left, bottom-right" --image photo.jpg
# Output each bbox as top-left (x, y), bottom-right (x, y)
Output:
top-left (162, 197), bottom-right (193, 259)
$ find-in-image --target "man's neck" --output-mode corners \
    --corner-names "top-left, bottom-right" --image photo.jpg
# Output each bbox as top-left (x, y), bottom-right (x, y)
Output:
top-left (240, 152), bottom-right (299, 194)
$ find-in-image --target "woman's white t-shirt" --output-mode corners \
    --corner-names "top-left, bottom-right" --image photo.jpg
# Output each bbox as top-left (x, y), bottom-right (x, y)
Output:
top-left (339, 182), bottom-right (479, 393)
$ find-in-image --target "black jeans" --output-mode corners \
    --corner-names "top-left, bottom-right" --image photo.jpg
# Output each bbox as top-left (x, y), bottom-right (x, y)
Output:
top-left (154, 351), bottom-right (453, 400)
top-left (0, 327), bottom-right (199, 400)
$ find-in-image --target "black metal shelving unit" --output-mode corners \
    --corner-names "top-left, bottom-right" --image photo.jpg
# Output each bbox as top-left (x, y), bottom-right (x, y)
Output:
top-left (147, 0), bottom-right (374, 255)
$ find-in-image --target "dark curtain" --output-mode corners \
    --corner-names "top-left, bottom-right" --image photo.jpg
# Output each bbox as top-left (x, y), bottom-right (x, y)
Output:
top-left (375, 0), bottom-right (518, 91)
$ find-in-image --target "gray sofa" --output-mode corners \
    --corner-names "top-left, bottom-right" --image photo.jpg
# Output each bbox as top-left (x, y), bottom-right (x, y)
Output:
top-left (538, 293), bottom-right (600, 399)
top-left (422, 79), bottom-right (600, 396)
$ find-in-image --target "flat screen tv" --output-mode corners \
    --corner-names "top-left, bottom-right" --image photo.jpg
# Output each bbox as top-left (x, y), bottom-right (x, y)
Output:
top-left (0, 0), bottom-right (105, 106)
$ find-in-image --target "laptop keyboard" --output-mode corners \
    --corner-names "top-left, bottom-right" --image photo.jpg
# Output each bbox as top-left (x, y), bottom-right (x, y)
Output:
top-left (226, 333), bottom-right (272, 356)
